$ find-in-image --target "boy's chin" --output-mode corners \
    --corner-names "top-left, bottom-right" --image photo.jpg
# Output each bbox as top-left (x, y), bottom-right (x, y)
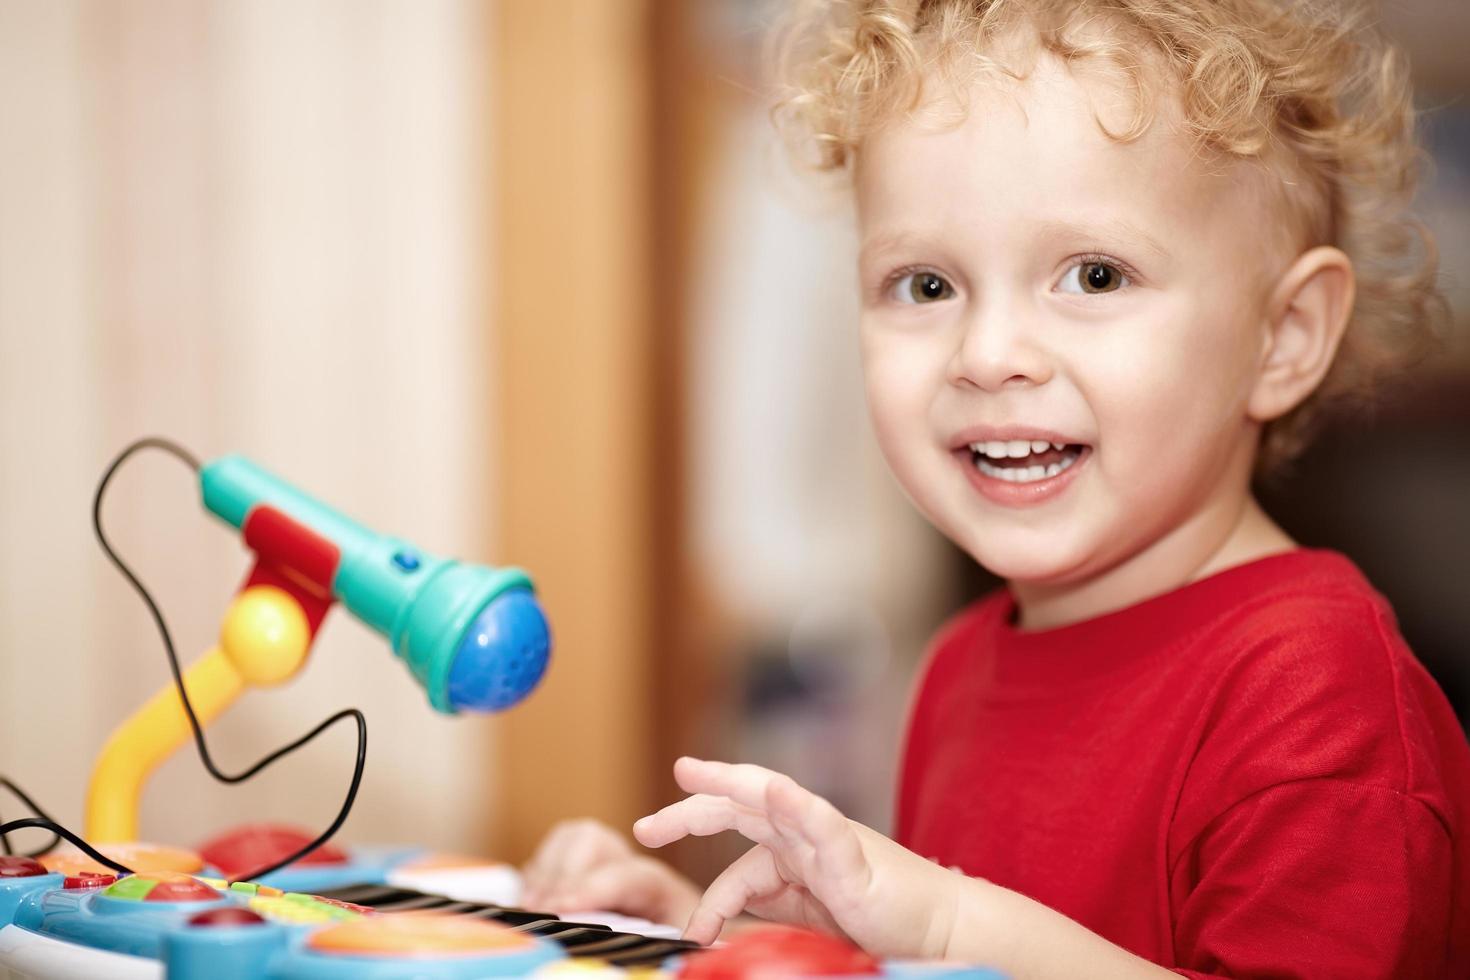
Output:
top-left (960, 534), bottom-right (1095, 586)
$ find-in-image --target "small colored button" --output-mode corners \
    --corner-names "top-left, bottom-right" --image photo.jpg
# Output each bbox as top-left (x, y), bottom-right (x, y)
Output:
top-left (248, 893), bottom-right (363, 924)
top-left (0, 856), bottom-right (48, 878)
top-left (189, 907), bottom-right (267, 928)
top-left (316, 896), bottom-right (373, 914)
top-left (64, 872), bottom-right (117, 890)
top-left (392, 549), bottom-right (422, 572)
top-left (225, 880), bottom-right (285, 897)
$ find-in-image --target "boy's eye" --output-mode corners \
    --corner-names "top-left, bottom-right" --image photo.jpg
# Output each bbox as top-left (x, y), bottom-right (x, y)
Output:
top-left (893, 271), bottom-right (954, 304)
top-left (1059, 260), bottom-right (1129, 295)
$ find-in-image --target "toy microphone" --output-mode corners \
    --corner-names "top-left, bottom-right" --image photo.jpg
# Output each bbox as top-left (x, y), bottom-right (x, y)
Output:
top-left (83, 442), bottom-right (552, 844)
top-left (200, 455), bottom-right (551, 714)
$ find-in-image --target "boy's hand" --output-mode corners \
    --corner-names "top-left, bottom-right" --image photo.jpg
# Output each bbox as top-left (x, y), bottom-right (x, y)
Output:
top-left (633, 757), bottom-right (961, 959)
top-left (520, 818), bottom-right (702, 928)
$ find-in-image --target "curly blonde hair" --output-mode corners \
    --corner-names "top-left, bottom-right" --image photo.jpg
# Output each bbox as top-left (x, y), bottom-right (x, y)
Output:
top-left (773, 0), bottom-right (1448, 470)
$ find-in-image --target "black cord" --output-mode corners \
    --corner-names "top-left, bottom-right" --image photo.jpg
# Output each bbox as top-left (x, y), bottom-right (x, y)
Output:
top-left (0, 818), bottom-right (134, 875)
top-left (0, 778), bottom-right (61, 857)
top-left (87, 437), bottom-right (367, 883)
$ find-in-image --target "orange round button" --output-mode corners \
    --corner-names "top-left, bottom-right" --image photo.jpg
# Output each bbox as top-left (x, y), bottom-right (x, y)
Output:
top-left (40, 842), bottom-right (203, 876)
top-left (308, 913), bottom-right (534, 957)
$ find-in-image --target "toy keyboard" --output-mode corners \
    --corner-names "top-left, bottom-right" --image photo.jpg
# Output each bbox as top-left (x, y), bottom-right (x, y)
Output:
top-left (0, 843), bottom-right (1006, 980)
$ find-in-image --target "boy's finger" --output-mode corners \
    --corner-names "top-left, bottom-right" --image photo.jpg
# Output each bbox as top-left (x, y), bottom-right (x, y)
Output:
top-left (540, 861), bottom-right (643, 914)
top-left (634, 793), bottom-right (776, 849)
top-left (538, 830), bottom-right (627, 905)
top-left (522, 822), bottom-right (582, 901)
top-left (523, 821), bottom-right (624, 905)
top-left (673, 757), bottom-right (786, 810)
top-left (544, 857), bottom-right (675, 922)
top-left (522, 821), bottom-right (575, 886)
top-left (683, 845), bottom-right (786, 946)
top-left (764, 773), bottom-right (862, 884)
top-left (746, 886), bottom-right (847, 938)
top-left (743, 884), bottom-right (814, 924)
top-left (676, 759), bottom-right (845, 863)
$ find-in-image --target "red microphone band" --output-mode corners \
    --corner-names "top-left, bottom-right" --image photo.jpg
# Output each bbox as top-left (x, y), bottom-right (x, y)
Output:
top-left (240, 505), bottom-right (341, 636)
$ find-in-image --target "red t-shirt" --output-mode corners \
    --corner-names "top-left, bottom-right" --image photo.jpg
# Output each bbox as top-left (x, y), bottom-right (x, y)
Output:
top-left (896, 549), bottom-right (1470, 978)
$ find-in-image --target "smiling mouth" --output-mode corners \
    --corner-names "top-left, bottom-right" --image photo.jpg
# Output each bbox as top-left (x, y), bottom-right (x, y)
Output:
top-left (965, 439), bottom-right (1086, 484)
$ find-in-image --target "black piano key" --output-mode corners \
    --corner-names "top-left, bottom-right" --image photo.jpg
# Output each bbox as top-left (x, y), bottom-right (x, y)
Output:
top-left (503, 918), bottom-right (565, 933)
top-left (560, 934), bottom-right (658, 957)
top-left (313, 887), bottom-right (558, 928)
top-left (370, 894), bottom-right (462, 912)
top-left (314, 885), bottom-right (546, 920)
top-left (416, 901), bottom-right (481, 915)
top-left (315, 884), bottom-right (428, 906)
top-left (462, 908), bottom-right (562, 927)
top-left (308, 882), bottom-right (693, 958)
top-left (549, 928), bottom-right (627, 949)
top-left (603, 940), bottom-right (701, 967)
top-left (548, 920), bottom-right (612, 933)
top-left (528, 921), bottom-right (602, 938)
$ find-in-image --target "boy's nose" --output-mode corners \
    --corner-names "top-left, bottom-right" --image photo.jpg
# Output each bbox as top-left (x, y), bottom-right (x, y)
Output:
top-left (946, 300), bottom-right (1054, 392)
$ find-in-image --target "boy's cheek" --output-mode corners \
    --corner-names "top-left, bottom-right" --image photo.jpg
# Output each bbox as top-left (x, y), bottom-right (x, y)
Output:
top-left (860, 353), bottom-right (934, 435)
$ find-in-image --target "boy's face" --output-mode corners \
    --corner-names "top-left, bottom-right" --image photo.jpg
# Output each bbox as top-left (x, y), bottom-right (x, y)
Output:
top-left (855, 50), bottom-right (1288, 587)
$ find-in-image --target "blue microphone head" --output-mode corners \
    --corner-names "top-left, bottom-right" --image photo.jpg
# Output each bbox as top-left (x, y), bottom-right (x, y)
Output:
top-left (445, 587), bottom-right (552, 712)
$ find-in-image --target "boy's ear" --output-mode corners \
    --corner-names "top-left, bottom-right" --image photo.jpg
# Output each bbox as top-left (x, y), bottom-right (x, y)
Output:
top-left (1248, 245), bottom-right (1356, 423)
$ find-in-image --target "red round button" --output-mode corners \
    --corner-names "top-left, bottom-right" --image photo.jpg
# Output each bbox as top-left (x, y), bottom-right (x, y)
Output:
top-left (198, 824), bottom-right (348, 879)
top-left (0, 856), bottom-right (48, 878)
top-left (64, 872), bottom-right (117, 890)
top-left (145, 875), bottom-right (222, 903)
top-left (677, 926), bottom-right (882, 979)
top-left (189, 907), bottom-right (267, 927)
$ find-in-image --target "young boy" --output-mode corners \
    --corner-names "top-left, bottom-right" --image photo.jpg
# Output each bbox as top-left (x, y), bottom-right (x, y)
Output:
top-left (521, 1), bottom-right (1470, 975)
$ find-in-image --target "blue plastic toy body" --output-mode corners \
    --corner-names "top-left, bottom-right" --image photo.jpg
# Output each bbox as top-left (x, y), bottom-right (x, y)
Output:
top-left (0, 854), bottom-right (1009, 980)
top-left (1, 872), bottom-right (560, 979)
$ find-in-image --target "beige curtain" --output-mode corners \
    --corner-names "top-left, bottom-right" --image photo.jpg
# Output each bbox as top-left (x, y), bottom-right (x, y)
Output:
top-left (0, 1), bottom-right (497, 855)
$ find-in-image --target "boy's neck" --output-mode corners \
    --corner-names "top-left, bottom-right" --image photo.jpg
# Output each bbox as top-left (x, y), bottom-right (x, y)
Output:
top-left (1010, 495), bottom-right (1296, 632)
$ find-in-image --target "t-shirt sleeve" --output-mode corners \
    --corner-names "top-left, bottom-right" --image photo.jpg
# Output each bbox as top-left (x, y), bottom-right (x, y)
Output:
top-left (1169, 778), bottom-right (1454, 979)
top-left (1165, 590), bottom-right (1462, 978)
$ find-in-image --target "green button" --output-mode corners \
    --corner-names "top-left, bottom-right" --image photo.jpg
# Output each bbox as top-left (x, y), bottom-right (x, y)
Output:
top-left (103, 876), bottom-right (156, 901)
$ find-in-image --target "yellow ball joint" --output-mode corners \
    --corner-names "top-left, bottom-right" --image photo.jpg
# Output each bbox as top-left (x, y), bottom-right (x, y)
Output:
top-left (85, 585), bottom-right (315, 841)
top-left (220, 586), bottom-right (311, 686)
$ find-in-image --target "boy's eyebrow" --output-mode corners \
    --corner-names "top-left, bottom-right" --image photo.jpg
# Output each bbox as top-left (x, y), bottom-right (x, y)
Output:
top-left (858, 220), bottom-right (1171, 268)
top-left (858, 231), bottom-right (928, 269)
top-left (1031, 218), bottom-right (1170, 262)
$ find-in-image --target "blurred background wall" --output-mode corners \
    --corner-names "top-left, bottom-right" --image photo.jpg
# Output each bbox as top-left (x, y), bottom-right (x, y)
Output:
top-left (0, 0), bottom-right (1465, 894)
top-left (0, 0), bottom-right (496, 851)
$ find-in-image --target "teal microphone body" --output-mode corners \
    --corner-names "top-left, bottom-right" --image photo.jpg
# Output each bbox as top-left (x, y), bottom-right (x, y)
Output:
top-left (198, 455), bottom-right (550, 713)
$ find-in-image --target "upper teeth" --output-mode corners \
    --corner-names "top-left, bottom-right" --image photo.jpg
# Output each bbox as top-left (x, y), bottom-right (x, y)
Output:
top-left (968, 440), bottom-right (1068, 459)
